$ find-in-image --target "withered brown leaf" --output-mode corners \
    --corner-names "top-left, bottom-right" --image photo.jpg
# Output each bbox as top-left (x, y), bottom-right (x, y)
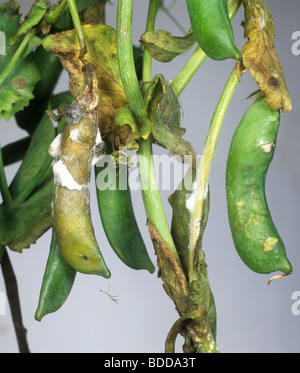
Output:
top-left (241, 0), bottom-right (292, 112)
top-left (42, 24), bottom-right (129, 144)
top-left (146, 219), bottom-right (189, 314)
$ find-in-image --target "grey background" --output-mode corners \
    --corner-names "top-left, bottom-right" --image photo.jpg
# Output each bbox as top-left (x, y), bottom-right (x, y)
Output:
top-left (0, 0), bottom-right (300, 353)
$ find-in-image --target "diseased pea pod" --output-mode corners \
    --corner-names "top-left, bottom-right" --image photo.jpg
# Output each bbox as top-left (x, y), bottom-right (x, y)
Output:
top-left (186, 0), bottom-right (241, 61)
top-left (226, 96), bottom-right (292, 277)
top-left (95, 141), bottom-right (155, 273)
top-left (35, 228), bottom-right (76, 321)
top-left (50, 103), bottom-right (110, 277)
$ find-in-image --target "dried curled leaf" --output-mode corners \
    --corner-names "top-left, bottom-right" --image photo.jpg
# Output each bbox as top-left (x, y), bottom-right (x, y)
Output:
top-left (241, 0), bottom-right (292, 112)
top-left (143, 74), bottom-right (197, 164)
top-left (42, 24), bottom-right (128, 147)
top-left (140, 30), bottom-right (196, 63)
top-left (146, 219), bottom-right (189, 314)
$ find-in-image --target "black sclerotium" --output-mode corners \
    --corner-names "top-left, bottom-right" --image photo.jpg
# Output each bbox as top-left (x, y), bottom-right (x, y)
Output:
top-left (65, 104), bottom-right (83, 125)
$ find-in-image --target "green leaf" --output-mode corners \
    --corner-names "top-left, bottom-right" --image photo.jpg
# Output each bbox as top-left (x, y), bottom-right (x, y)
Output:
top-left (140, 30), bottom-right (196, 63)
top-left (0, 62), bottom-right (41, 121)
top-left (0, 1), bottom-right (20, 43)
top-left (0, 169), bottom-right (53, 252)
top-left (0, 2), bottom-right (20, 73)
top-left (0, 3), bottom-right (41, 121)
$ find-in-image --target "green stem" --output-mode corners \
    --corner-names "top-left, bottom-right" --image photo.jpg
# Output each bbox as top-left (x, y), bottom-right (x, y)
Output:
top-left (0, 148), bottom-right (14, 207)
top-left (46, 0), bottom-right (68, 24)
top-left (116, 0), bottom-right (148, 127)
top-left (0, 30), bottom-right (35, 86)
top-left (137, 138), bottom-right (180, 261)
top-left (171, 46), bottom-right (207, 97)
top-left (188, 66), bottom-right (243, 283)
top-left (117, 0), bottom-right (181, 263)
top-left (142, 0), bottom-right (158, 86)
top-left (171, 0), bottom-right (242, 97)
top-left (67, 0), bottom-right (85, 50)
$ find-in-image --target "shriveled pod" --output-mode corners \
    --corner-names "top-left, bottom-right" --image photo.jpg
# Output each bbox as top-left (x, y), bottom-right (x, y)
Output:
top-left (49, 102), bottom-right (110, 277)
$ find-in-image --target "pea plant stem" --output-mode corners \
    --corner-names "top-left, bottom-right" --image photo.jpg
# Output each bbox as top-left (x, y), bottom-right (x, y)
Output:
top-left (116, 0), bottom-right (181, 263)
top-left (171, 46), bottom-right (207, 97)
top-left (188, 66), bottom-right (243, 283)
top-left (116, 0), bottom-right (148, 126)
top-left (46, 0), bottom-right (68, 24)
top-left (142, 0), bottom-right (158, 85)
top-left (67, 0), bottom-right (85, 50)
top-left (0, 30), bottom-right (35, 86)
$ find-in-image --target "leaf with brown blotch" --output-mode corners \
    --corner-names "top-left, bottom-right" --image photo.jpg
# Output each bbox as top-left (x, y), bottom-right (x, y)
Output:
top-left (42, 24), bottom-right (129, 145)
top-left (241, 0), bottom-right (292, 112)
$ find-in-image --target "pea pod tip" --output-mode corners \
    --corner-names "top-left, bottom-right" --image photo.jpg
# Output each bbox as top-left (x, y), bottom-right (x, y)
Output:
top-left (267, 268), bottom-right (293, 285)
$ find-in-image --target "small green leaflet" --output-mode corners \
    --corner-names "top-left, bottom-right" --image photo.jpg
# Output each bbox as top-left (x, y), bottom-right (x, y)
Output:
top-left (0, 1), bottom-right (41, 121)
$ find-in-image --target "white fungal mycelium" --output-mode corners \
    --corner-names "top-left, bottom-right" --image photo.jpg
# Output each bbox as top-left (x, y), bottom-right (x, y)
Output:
top-left (91, 127), bottom-right (105, 166)
top-left (48, 133), bottom-right (62, 158)
top-left (69, 128), bottom-right (80, 143)
top-left (257, 139), bottom-right (273, 153)
top-left (52, 159), bottom-right (86, 191)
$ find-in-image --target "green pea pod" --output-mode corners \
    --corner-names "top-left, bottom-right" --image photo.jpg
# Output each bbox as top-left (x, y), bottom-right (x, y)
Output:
top-left (95, 141), bottom-right (155, 273)
top-left (186, 0), bottom-right (241, 61)
top-left (15, 45), bottom-right (63, 134)
top-left (51, 103), bottom-right (110, 277)
top-left (226, 96), bottom-right (292, 277)
top-left (35, 228), bottom-right (76, 321)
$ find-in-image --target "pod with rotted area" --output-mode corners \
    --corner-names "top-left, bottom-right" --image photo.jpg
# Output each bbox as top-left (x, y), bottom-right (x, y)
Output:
top-left (49, 103), bottom-right (110, 277)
